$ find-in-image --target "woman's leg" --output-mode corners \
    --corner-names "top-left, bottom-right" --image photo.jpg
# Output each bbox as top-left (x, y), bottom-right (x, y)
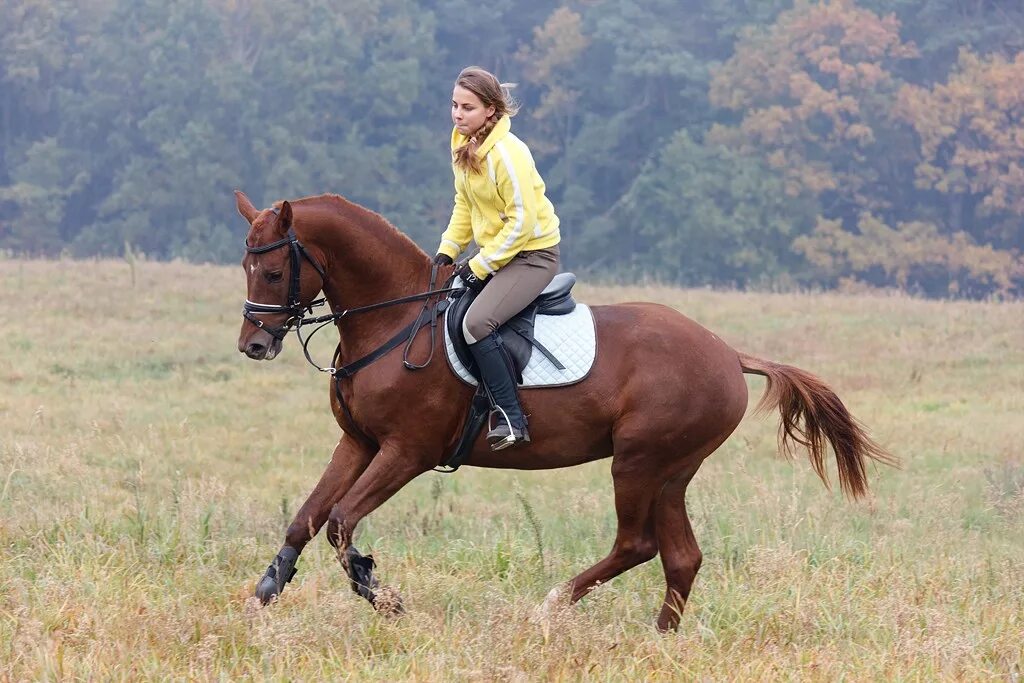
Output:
top-left (462, 246), bottom-right (559, 448)
top-left (463, 246), bottom-right (560, 342)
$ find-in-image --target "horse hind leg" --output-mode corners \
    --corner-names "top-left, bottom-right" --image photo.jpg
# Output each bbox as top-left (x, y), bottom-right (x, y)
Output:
top-left (541, 457), bottom-right (662, 614)
top-left (544, 417), bottom-right (706, 615)
top-left (654, 469), bottom-right (702, 632)
top-left (650, 425), bottom-right (742, 630)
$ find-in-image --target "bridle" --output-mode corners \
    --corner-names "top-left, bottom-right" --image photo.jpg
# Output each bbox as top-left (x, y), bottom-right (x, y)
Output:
top-left (243, 219), bottom-right (327, 342)
top-left (239, 207), bottom-right (474, 468)
top-left (240, 210), bottom-right (461, 376)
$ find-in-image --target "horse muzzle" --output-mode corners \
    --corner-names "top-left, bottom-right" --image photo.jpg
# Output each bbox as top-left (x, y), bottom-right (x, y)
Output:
top-left (239, 328), bottom-right (283, 361)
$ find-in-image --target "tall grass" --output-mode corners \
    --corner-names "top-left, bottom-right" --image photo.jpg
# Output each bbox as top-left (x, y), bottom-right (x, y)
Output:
top-left (1, 257), bottom-right (1022, 680)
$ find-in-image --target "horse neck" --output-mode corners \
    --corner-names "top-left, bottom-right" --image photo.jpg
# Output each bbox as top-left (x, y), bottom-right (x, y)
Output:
top-left (300, 203), bottom-right (431, 356)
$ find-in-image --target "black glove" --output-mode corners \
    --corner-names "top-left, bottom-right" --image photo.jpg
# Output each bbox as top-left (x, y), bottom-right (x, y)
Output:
top-left (456, 261), bottom-right (488, 293)
top-left (432, 253), bottom-right (453, 266)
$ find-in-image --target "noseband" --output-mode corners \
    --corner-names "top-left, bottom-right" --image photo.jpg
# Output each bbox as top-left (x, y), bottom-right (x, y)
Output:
top-left (242, 222), bottom-right (326, 341)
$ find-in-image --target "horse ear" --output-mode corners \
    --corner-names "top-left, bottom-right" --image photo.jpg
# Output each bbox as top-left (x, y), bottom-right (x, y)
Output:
top-left (277, 201), bottom-right (293, 233)
top-left (235, 190), bottom-right (259, 225)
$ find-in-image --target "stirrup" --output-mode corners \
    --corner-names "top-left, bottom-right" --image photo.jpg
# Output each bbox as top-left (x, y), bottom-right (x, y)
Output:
top-left (486, 412), bottom-right (530, 451)
top-left (487, 427), bottom-right (530, 451)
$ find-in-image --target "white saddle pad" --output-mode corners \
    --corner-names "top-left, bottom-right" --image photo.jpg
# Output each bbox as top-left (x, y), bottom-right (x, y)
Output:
top-left (444, 303), bottom-right (597, 388)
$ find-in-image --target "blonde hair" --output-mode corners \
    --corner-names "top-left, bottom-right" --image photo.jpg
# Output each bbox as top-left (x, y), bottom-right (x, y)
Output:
top-left (452, 66), bottom-right (519, 174)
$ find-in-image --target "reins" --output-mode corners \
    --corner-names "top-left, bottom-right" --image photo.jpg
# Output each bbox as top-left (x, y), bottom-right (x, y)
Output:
top-left (294, 263), bottom-right (460, 377)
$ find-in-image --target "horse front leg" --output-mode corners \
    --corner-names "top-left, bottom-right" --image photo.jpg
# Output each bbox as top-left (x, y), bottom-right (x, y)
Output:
top-left (255, 434), bottom-right (374, 604)
top-left (324, 440), bottom-right (431, 614)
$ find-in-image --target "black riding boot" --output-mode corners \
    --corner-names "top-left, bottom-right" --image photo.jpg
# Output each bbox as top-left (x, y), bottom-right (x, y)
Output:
top-left (468, 332), bottom-right (530, 450)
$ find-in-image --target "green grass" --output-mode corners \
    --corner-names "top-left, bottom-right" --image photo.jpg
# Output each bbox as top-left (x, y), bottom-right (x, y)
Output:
top-left (1, 257), bottom-right (1022, 680)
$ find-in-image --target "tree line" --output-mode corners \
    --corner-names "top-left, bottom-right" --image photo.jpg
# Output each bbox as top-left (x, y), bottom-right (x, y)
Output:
top-left (2, 0), bottom-right (1022, 296)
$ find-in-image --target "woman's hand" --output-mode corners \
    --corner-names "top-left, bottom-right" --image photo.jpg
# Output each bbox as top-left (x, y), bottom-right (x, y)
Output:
top-left (433, 253), bottom-right (454, 266)
top-left (455, 261), bottom-right (488, 293)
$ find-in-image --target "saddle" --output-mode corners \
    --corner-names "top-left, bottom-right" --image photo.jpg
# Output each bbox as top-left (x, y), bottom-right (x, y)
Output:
top-left (437, 272), bottom-right (578, 473)
top-left (445, 272), bottom-right (578, 383)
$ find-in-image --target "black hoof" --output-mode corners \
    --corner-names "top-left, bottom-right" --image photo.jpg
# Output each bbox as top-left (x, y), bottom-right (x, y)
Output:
top-left (255, 574), bottom-right (280, 605)
top-left (254, 546), bottom-right (299, 605)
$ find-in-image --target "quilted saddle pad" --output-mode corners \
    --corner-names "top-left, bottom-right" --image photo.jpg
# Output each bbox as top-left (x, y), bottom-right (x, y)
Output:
top-left (444, 303), bottom-right (597, 388)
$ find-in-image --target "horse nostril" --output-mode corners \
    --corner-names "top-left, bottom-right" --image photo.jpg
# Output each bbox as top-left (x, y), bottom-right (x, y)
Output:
top-left (246, 342), bottom-right (266, 358)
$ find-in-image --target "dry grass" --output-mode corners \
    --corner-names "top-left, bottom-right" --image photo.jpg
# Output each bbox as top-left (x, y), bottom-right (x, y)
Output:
top-left (1, 257), bottom-right (1022, 681)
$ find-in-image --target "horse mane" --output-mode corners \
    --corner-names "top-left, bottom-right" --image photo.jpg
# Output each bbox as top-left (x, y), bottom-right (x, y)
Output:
top-left (275, 193), bottom-right (427, 258)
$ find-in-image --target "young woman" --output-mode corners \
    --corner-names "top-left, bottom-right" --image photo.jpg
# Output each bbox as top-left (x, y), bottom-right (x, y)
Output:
top-left (433, 66), bottom-right (561, 450)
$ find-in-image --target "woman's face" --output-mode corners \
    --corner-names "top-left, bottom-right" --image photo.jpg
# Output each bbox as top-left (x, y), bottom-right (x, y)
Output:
top-left (452, 85), bottom-right (496, 137)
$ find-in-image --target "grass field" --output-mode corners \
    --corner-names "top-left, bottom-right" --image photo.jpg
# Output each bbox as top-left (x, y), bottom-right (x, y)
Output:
top-left (1, 257), bottom-right (1022, 681)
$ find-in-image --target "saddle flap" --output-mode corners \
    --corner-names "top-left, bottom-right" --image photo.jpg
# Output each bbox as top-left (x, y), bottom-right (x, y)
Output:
top-left (445, 296), bottom-right (595, 390)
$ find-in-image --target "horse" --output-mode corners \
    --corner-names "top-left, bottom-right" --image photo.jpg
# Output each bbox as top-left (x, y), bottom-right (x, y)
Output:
top-left (234, 190), bottom-right (894, 631)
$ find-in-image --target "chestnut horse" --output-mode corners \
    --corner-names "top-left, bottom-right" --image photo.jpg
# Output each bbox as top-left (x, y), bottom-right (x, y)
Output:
top-left (235, 191), bottom-right (893, 631)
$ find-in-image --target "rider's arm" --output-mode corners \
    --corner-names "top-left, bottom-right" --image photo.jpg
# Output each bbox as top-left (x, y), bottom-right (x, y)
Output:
top-left (469, 141), bottom-right (537, 279)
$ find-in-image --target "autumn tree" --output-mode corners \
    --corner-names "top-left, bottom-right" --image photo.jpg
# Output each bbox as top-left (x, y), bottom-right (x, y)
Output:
top-left (896, 49), bottom-right (1024, 252)
top-left (794, 45), bottom-right (1024, 296)
top-left (709, 0), bottom-right (918, 217)
top-left (1, 0), bottom-right (1019, 295)
top-left (859, 0), bottom-right (1024, 82)
top-left (514, 7), bottom-right (589, 159)
top-left (795, 213), bottom-right (1024, 295)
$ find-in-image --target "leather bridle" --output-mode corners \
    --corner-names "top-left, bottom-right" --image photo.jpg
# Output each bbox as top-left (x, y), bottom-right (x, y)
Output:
top-left (239, 210), bottom-right (472, 464)
top-left (241, 210), bottom-right (481, 462)
top-left (240, 213), bottom-right (460, 376)
top-left (243, 222), bottom-right (327, 342)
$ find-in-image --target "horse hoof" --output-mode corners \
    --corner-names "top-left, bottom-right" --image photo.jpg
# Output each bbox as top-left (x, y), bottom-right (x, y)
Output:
top-left (255, 575), bottom-right (280, 605)
top-left (531, 583), bottom-right (572, 626)
top-left (342, 546), bottom-right (380, 605)
top-left (254, 546), bottom-right (299, 605)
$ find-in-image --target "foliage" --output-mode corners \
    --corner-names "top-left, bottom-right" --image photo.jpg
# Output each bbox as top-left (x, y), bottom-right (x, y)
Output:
top-left (896, 49), bottom-right (1024, 251)
top-left (1, 0), bottom-right (1023, 296)
top-left (514, 7), bottom-right (589, 159)
top-left (795, 213), bottom-right (1024, 295)
top-left (709, 0), bottom-right (1023, 294)
top-left (709, 0), bottom-right (918, 209)
top-left (604, 131), bottom-right (818, 285)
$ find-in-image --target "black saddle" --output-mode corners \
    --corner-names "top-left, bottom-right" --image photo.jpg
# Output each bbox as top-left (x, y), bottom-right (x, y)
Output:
top-left (446, 272), bottom-right (578, 383)
top-left (436, 272), bottom-right (578, 474)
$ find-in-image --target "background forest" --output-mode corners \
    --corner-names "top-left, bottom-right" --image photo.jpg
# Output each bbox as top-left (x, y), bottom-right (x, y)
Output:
top-left (1, 0), bottom-right (1022, 296)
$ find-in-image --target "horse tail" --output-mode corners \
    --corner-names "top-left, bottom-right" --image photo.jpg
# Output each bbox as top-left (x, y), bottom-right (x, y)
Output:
top-left (738, 353), bottom-right (896, 499)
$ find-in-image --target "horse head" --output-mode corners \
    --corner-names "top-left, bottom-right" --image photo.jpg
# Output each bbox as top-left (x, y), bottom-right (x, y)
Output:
top-left (235, 190), bottom-right (326, 361)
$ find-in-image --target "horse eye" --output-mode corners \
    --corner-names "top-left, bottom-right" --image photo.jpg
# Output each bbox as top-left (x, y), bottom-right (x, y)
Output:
top-left (266, 271), bottom-right (283, 283)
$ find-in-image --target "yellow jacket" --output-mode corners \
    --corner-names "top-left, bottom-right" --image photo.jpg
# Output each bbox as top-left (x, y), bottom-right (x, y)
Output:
top-left (437, 115), bottom-right (560, 279)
